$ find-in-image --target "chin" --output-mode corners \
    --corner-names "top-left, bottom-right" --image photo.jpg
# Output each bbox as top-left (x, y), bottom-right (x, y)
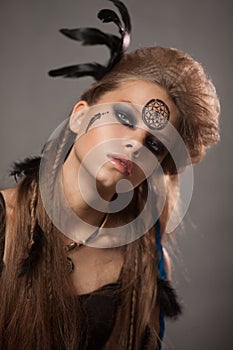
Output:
top-left (95, 170), bottom-right (118, 193)
top-left (94, 165), bottom-right (145, 194)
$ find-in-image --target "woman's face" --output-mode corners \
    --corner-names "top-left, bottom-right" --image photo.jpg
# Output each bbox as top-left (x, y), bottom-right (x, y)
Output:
top-left (70, 80), bottom-right (179, 196)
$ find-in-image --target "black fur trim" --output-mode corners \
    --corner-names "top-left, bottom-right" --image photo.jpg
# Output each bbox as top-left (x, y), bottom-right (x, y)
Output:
top-left (10, 156), bottom-right (41, 181)
top-left (157, 279), bottom-right (182, 319)
top-left (18, 221), bottom-right (45, 278)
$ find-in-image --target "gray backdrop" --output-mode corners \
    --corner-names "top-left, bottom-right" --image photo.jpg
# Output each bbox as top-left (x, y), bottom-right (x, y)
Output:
top-left (0, 0), bottom-right (232, 349)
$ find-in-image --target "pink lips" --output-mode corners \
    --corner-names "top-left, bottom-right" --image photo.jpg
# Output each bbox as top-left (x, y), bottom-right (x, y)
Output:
top-left (107, 154), bottom-right (133, 175)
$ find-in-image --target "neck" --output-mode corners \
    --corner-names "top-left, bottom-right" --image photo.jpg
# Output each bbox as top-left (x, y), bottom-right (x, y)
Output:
top-left (62, 147), bottom-right (114, 227)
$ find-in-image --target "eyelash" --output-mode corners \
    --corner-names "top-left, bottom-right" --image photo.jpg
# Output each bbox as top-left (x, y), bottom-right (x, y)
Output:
top-left (114, 108), bottom-right (136, 128)
top-left (113, 107), bottom-right (166, 156)
top-left (146, 137), bottom-right (166, 156)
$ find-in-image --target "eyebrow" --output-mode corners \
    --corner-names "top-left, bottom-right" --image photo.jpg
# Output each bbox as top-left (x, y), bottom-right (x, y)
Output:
top-left (120, 100), bottom-right (142, 116)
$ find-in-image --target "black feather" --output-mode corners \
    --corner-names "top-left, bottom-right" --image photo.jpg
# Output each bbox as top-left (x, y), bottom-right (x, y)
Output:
top-left (98, 9), bottom-right (123, 31)
top-left (98, 1), bottom-right (131, 51)
top-left (48, 0), bottom-right (131, 81)
top-left (108, 0), bottom-right (131, 32)
top-left (18, 221), bottom-right (45, 278)
top-left (157, 279), bottom-right (182, 319)
top-left (49, 63), bottom-right (106, 80)
top-left (10, 157), bottom-right (41, 181)
top-left (60, 27), bottom-right (120, 51)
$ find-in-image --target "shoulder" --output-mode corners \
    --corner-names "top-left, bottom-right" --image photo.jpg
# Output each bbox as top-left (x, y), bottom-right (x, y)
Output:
top-left (0, 187), bottom-right (18, 235)
top-left (0, 187), bottom-right (18, 265)
top-left (0, 187), bottom-right (18, 218)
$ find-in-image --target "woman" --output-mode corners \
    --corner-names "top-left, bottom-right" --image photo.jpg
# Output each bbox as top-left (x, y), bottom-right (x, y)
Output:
top-left (0, 1), bottom-right (220, 349)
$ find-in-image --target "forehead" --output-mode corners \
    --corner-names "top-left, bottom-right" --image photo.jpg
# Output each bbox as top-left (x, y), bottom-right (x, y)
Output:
top-left (96, 79), bottom-right (179, 129)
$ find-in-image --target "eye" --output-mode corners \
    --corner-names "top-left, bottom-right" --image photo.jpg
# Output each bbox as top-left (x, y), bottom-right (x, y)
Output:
top-left (113, 105), bottom-right (136, 128)
top-left (146, 137), bottom-right (166, 156)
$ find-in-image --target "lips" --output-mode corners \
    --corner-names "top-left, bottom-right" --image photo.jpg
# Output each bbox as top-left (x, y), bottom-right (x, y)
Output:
top-left (107, 154), bottom-right (133, 175)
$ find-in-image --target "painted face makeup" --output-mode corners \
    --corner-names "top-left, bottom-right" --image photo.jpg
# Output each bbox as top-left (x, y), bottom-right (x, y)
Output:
top-left (80, 100), bottom-right (172, 159)
top-left (142, 99), bottom-right (170, 130)
top-left (85, 111), bottom-right (110, 132)
top-left (40, 99), bottom-right (193, 247)
top-left (84, 99), bottom-right (170, 133)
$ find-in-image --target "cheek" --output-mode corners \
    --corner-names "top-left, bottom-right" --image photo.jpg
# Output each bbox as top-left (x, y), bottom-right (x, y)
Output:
top-left (73, 138), bottom-right (90, 161)
top-left (157, 150), bottom-right (169, 164)
top-left (74, 130), bottom-right (104, 159)
top-left (75, 125), bottom-right (127, 157)
top-left (129, 163), bottom-right (149, 188)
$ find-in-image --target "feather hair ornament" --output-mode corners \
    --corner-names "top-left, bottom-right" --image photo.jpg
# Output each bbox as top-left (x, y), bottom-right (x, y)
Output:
top-left (10, 157), bottom-right (41, 182)
top-left (48, 0), bottom-right (131, 81)
top-left (18, 221), bottom-right (45, 278)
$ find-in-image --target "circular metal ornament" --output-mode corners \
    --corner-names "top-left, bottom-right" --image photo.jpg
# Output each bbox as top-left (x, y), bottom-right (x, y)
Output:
top-left (142, 99), bottom-right (170, 130)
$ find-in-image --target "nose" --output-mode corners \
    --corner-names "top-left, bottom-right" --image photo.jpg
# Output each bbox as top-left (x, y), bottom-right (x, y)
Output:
top-left (123, 129), bottom-right (147, 158)
top-left (124, 139), bottom-right (141, 158)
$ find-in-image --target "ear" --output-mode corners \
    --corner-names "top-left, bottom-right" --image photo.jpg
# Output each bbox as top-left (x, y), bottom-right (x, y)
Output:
top-left (69, 100), bottom-right (89, 133)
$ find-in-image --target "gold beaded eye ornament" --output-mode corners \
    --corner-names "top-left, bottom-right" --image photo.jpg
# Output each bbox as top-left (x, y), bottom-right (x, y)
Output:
top-left (142, 99), bottom-right (170, 130)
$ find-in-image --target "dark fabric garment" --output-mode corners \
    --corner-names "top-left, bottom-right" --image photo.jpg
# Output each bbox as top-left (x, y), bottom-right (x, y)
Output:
top-left (79, 282), bottom-right (121, 349)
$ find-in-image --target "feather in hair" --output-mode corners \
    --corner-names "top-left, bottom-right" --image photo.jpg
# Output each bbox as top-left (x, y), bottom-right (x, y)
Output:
top-left (48, 0), bottom-right (131, 81)
top-left (18, 221), bottom-right (45, 278)
top-left (98, 0), bottom-right (131, 50)
top-left (157, 279), bottom-right (182, 319)
top-left (49, 62), bottom-right (107, 80)
top-left (10, 157), bottom-right (41, 181)
top-left (59, 28), bottom-right (120, 51)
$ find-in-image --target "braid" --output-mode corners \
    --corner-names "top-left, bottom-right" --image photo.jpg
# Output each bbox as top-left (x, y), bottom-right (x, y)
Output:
top-left (36, 122), bottom-right (82, 347)
top-left (42, 219), bottom-right (53, 302)
top-left (48, 120), bottom-right (74, 187)
top-left (41, 120), bottom-right (73, 293)
top-left (29, 179), bottom-right (38, 244)
top-left (18, 177), bottom-right (46, 279)
top-left (25, 179), bottom-right (38, 297)
top-left (40, 121), bottom-right (75, 234)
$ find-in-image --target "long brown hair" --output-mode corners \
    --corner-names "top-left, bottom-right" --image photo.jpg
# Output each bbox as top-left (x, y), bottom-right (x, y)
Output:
top-left (0, 46), bottom-right (220, 349)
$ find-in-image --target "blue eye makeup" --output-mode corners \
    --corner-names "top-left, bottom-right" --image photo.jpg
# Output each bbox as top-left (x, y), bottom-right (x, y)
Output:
top-left (145, 137), bottom-right (167, 156)
top-left (113, 105), bottom-right (137, 128)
